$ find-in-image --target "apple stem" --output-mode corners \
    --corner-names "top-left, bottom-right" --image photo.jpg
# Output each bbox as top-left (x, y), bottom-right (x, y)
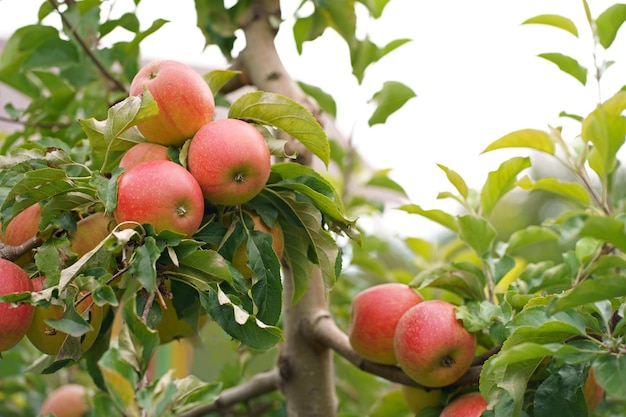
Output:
top-left (177, 206), bottom-right (188, 217)
top-left (234, 172), bottom-right (245, 183)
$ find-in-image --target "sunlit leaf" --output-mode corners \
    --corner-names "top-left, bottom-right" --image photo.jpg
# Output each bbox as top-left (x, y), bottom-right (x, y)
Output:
top-left (458, 214), bottom-right (497, 257)
top-left (579, 215), bottom-right (626, 252)
top-left (480, 157), bottom-right (531, 216)
top-left (482, 129), bottom-right (555, 155)
top-left (522, 14), bottom-right (579, 37)
top-left (437, 164), bottom-right (469, 198)
top-left (298, 81), bottom-right (337, 118)
top-left (582, 101), bottom-right (626, 179)
top-left (517, 176), bottom-right (589, 205)
top-left (596, 4), bottom-right (626, 48)
top-left (506, 226), bottom-right (559, 254)
top-left (398, 204), bottom-right (458, 233)
top-left (549, 275), bottom-right (626, 313)
top-left (203, 69), bottom-right (240, 95)
top-left (537, 53), bottom-right (587, 85)
top-left (594, 355), bottom-right (626, 399)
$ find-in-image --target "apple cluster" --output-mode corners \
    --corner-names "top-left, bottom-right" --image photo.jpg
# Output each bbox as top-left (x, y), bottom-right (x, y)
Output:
top-left (348, 283), bottom-right (486, 415)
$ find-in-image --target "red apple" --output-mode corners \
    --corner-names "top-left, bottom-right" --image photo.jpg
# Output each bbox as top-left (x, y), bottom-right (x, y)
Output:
top-left (394, 300), bottom-right (476, 387)
top-left (119, 142), bottom-right (171, 171)
top-left (38, 384), bottom-right (90, 417)
top-left (187, 118), bottom-right (271, 206)
top-left (584, 367), bottom-right (604, 413)
top-left (27, 276), bottom-right (103, 356)
top-left (114, 160), bottom-right (205, 237)
top-left (2, 203), bottom-right (42, 265)
top-left (348, 283), bottom-right (423, 365)
top-left (70, 212), bottom-right (116, 258)
top-left (401, 385), bottom-right (443, 414)
top-left (0, 259), bottom-right (34, 352)
top-left (440, 392), bottom-right (487, 417)
top-left (130, 59), bottom-right (215, 147)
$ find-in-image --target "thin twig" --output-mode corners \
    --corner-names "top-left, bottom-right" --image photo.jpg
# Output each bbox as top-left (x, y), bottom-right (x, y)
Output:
top-left (0, 237), bottom-right (44, 261)
top-left (0, 115), bottom-right (72, 129)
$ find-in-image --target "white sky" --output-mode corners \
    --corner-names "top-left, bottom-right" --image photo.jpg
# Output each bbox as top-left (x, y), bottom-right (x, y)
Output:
top-left (1, 1), bottom-right (624, 239)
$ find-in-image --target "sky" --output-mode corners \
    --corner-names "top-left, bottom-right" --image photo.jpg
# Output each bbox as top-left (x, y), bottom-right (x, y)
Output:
top-left (1, 0), bottom-right (624, 239)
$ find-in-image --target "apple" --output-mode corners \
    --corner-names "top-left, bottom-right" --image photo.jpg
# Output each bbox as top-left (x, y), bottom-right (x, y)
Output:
top-left (70, 212), bottom-right (116, 258)
top-left (348, 283), bottom-right (423, 365)
top-left (394, 299), bottom-right (476, 387)
top-left (114, 159), bottom-right (205, 237)
top-left (2, 203), bottom-right (42, 265)
top-left (119, 142), bottom-right (171, 171)
top-left (187, 118), bottom-right (271, 206)
top-left (401, 385), bottom-right (443, 414)
top-left (38, 384), bottom-right (90, 417)
top-left (0, 259), bottom-right (34, 352)
top-left (130, 59), bottom-right (215, 147)
top-left (27, 276), bottom-right (103, 356)
top-left (583, 367), bottom-right (603, 413)
top-left (440, 392), bottom-right (487, 417)
top-left (156, 280), bottom-right (209, 344)
top-left (229, 210), bottom-right (284, 279)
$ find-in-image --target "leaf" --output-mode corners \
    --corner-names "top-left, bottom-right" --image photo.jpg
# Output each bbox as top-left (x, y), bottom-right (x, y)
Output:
top-left (490, 343), bottom-right (587, 369)
top-left (517, 176), bottom-right (590, 206)
top-left (414, 264), bottom-right (486, 301)
top-left (506, 226), bottom-right (559, 254)
top-left (98, 347), bottom-right (140, 417)
top-left (579, 215), bottom-right (626, 252)
top-left (199, 285), bottom-right (283, 350)
top-left (368, 81), bottom-right (416, 126)
top-left (594, 355), bottom-right (626, 399)
top-left (350, 37), bottom-right (411, 84)
top-left (298, 81), bottom-right (337, 118)
top-left (128, 237), bottom-right (160, 293)
top-left (121, 292), bottom-right (160, 372)
top-left (168, 249), bottom-right (234, 290)
top-left (437, 164), bottom-right (469, 198)
top-left (596, 4), bottom-right (626, 48)
top-left (482, 129), bottom-right (555, 155)
top-left (534, 364), bottom-right (588, 417)
top-left (549, 275), bottom-right (626, 313)
top-left (537, 53), bottom-right (587, 86)
top-left (480, 157), bottom-right (531, 216)
top-left (248, 231), bottom-right (282, 326)
top-left (318, 0), bottom-right (357, 44)
top-left (522, 14), bottom-right (579, 37)
top-left (581, 101), bottom-right (626, 179)
top-left (203, 69), bottom-right (239, 96)
top-left (398, 204), bottom-right (458, 233)
top-left (229, 91), bottom-right (330, 166)
top-left (458, 214), bottom-right (497, 257)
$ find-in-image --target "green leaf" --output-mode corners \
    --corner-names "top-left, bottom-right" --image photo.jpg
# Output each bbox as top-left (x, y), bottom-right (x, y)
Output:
top-left (293, 9), bottom-right (328, 54)
top-left (596, 4), bottom-right (626, 48)
top-left (506, 226), bottom-right (559, 254)
top-left (168, 249), bottom-right (234, 290)
top-left (365, 168), bottom-right (408, 197)
top-left (594, 355), bottom-right (626, 399)
top-left (414, 264), bottom-right (486, 301)
top-left (318, 0), bottom-right (357, 44)
top-left (480, 157), bottom-right (531, 216)
top-left (203, 69), bottom-right (239, 96)
top-left (522, 14), bottom-right (579, 37)
top-left (398, 204), bottom-right (458, 233)
top-left (368, 81), bottom-right (416, 126)
top-left (549, 275), bottom-right (626, 313)
top-left (534, 364), bottom-right (588, 417)
top-left (350, 37), bottom-right (411, 84)
top-left (23, 37), bottom-right (79, 69)
top-left (121, 292), bottom-right (160, 371)
top-left (298, 81), bottom-right (337, 118)
top-left (199, 285), bottom-right (283, 350)
top-left (537, 53), bottom-right (587, 86)
top-left (128, 237), bottom-right (160, 293)
top-left (98, 347), bottom-right (140, 417)
top-left (582, 101), bottom-right (626, 179)
top-left (437, 164), bottom-right (469, 198)
top-left (248, 231), bottom-right (282, 326)
top-left (458, 214), bottom-right (497, 257)
top-left (194, 0), bottom-right (237, 59)
top-left (482, 129), bottom-right (555, 155)
top-left (517, 176), bottom-right (590, 205)
top-left (356, 0), bottom-right (392, 19)
top-left (229, 91), bottom-right (330, 166)
top-left (579, 215), bottom-right (626, 252)
top-left (490, 342), bottom-right (586, 369)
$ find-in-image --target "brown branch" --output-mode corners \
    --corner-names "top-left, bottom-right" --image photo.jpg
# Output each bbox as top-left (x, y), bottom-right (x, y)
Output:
top-left (301, 312), bottom-right (486, 389)
top-left (177, 368), bottom-right (281, 417)
top-left (0, 237), bottom-right (43, 262)
top-left (47, 0), bottom-right (127, 93)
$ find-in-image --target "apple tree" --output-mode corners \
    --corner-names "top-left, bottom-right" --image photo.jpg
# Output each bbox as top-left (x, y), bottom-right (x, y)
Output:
top-left (1, 1), bottom-right (626, 417)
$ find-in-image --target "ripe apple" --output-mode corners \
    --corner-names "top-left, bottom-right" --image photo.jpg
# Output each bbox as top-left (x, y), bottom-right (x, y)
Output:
top-left (2, 203), bottom-right (42, 265)
top-left (229, 210), bottom-right (284, 279)
top-left (114, 159), bottom-right (205, 237)
top-left (348, 283), bottom-right (423, 365)
top-left (27, 276), bottom-right (103, 356)
top-left (70, 212), bottom-right (116, 258)
top-left (156, 280), bottom-right (209, 344)
top-left (187, 118), bottom-right (271, 206)
top-left (583, 367), bottom-right (604, 413)
top-left (119, 142), bottom-right (171, 171)
top-left (394, 299), bottom-right (476, 387)
top-left (38, 384), bottom-right (90, 417)
top-left (440, 392), bottom-right (487, 417)
top-left (401, 385), bottom-right (443, 414)
top-left (0, 259), bottom-right (34, 352)
top-left (130, 59), bottom-right (215, 147)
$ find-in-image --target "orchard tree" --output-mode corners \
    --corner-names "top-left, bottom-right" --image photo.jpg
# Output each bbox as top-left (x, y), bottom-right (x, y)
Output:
top-left (1, 1), bottom-right (626, 417)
